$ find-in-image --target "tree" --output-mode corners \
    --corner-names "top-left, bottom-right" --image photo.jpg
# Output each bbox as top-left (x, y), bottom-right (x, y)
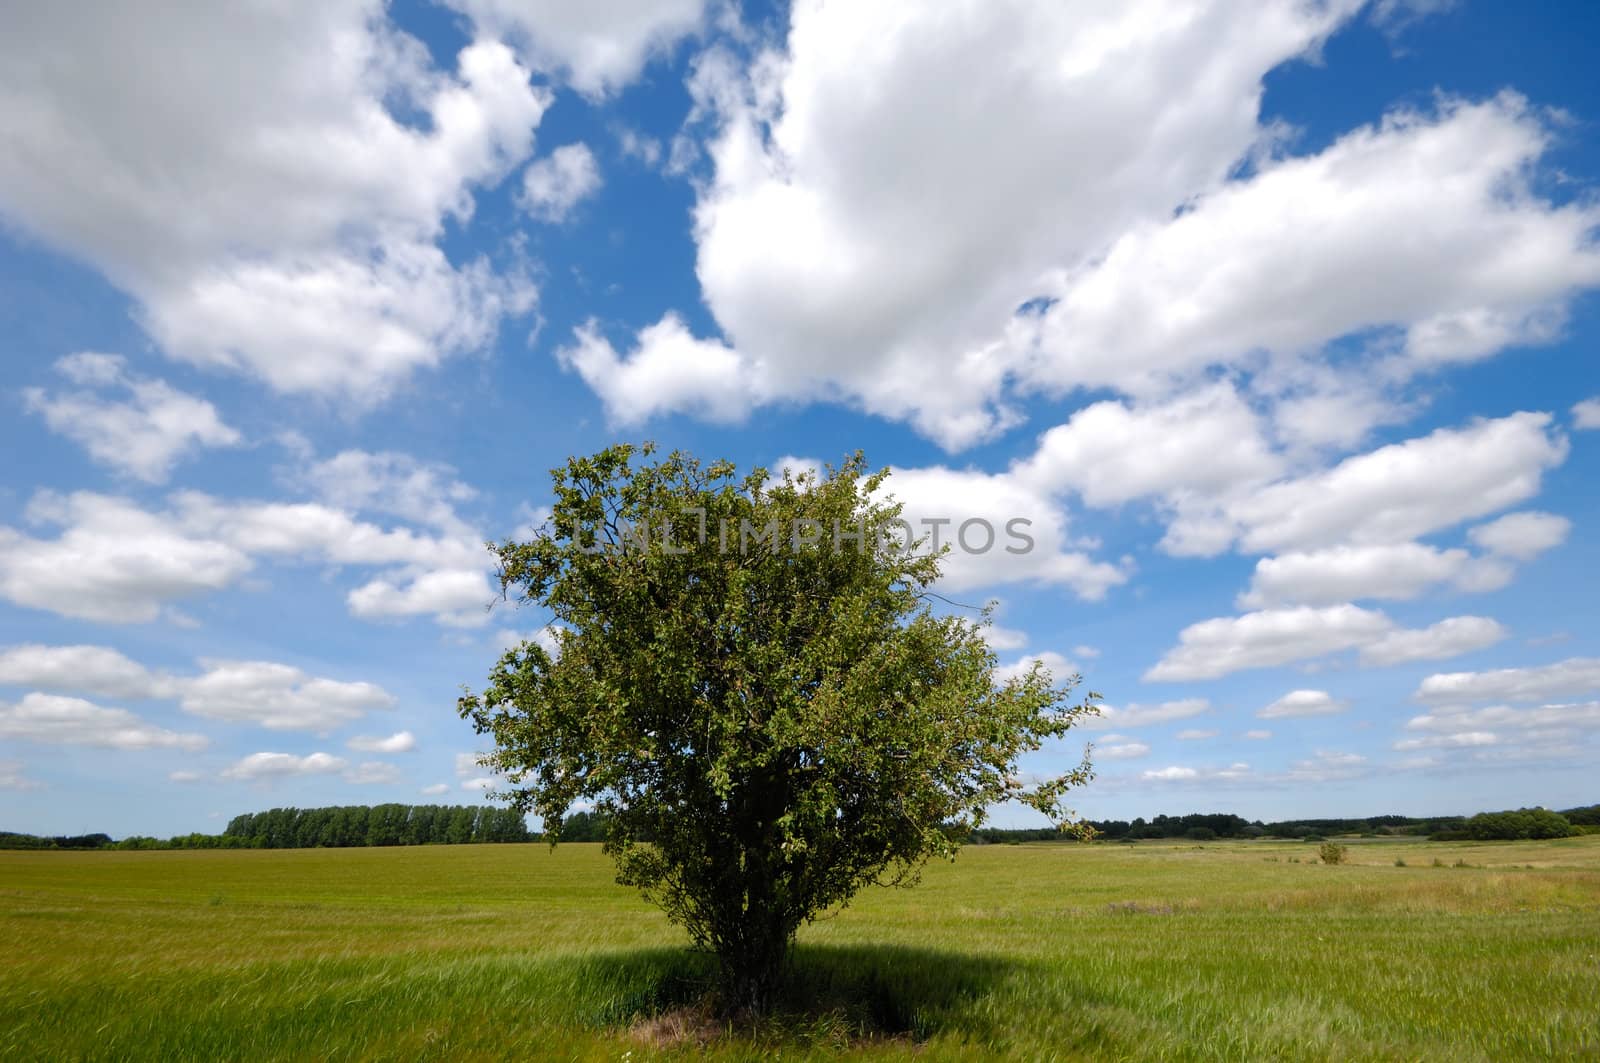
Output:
top-left (459, 445), bottom-right (1097, 1014)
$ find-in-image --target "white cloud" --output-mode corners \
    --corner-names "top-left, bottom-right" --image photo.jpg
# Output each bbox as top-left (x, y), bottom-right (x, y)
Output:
top-left (24, 353), bottom-right (240, 482)
top-left (347, 731), bottom-right (417, 754)
top-left (876, 464), bottom-right (1127, 598)
top-left (220, 752), bottom-right (347, 781)
top-left (444, 0), bottom-right (707, 96)
top-left (0, 644), bottom-right (167, 700)
top-left (1096, 741), bottom-right (1151, 761)
top-left (345, 761), bottom-right (403, 785)
top-left (347, 568), bottom-right (495, 628)
top-left (1243, 729), bottom-right (1273, 740)
top-left (1142, 766), bottom-right (1200, 782)
top-left (1015, 384), bottom-right (1281, 508)
top-left (1414, 657), bottom-right (1600, 703)
top-left (993, 651), bottom-right (1077, 688)
top-left (632, 1), bottom-right (1368, 448)
top-left (421, 783), bottom-right (451, 796)
top-left (1284, 750), bottom-right (1368, 782)
top-left (461, 776), bottom-right (497, 791)
top-left (1072, 645), bottom-right (1101, 660)
top-left (519, 143), bottom-right (602, 221)
top-left (0, 7), bottom-right (545, 403)
top-left (1403, 700), bottom-right (1600, 739)
top-left (980, 624), bottom-right (1029, 653)
top-left (1146, 605), bottom-right (1389, 680)
top-left (1258, 689), bottom-right (1347, 719)
top-left (0, 693), bottom-right (207, 751)
top-left (0, 485), bottom-right (492, 627)
top-left (179, 660), bottom-right (395, 732)
top-left (1147, 604), bottom-right (1505, 680)
top-left (570, 9), bottom-right (1600, 452)
top-left (168, 770), bottom-right (202, 783)
top-left (0, 760), bottom-right (39, 791)
top-left (1086, 699), bottom-right (1210, 731)
top-left (1238, 542), bottom-right (1493, 608)
top-left (557, 314), bottom-right (759, 426)
top-left (0, 493), bottom-right (252, 623)
top-left (1017, 95), bottom-right (1600, 400)
top-left (298, 450), bottom-right (478, 534)
top-left (1170, 412), bottom-right (1568, 557)
top-left (1392, 731), bottom-right (1499, 751)
top-left (1175, 729), bottom-right (1218, 741)
top-left (1467, 511), bottom-right (1570, 561)
top-left (1359, 616), bottom-right (1507, 667)
top-left (1573, 397), bottom-right (1600, 430)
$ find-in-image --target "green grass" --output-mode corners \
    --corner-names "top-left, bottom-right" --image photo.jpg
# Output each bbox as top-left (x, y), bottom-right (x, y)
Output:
top-left (3, 836), bottom-right (1598, 1060)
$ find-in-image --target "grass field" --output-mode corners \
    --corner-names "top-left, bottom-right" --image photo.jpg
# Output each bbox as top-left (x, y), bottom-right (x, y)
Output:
top-left (2, 836), bottom-right (1598, 1061)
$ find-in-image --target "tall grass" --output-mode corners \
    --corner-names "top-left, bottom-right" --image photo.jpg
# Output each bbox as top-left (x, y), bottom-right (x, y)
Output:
top-left (2, 837), bottom-right (1598, 1059)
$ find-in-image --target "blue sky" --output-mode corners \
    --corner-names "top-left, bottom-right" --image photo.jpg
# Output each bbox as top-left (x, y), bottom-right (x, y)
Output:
top-left (2, 0), bottom-right (1598, 836)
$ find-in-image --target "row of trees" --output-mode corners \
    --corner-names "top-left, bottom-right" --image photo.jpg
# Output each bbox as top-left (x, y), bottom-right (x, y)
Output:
top-left (7, 804), bottom-right (1595, 852)
top-left (969, 806), bottom-right (1597, 843)
top-left (0, 805), bottom-right (532, 850)
top-left (223, 804), bottom-right (531, 848)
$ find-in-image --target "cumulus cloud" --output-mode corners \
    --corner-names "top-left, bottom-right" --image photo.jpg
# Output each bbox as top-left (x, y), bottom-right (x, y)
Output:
top-left (1414, 657), bottom-right (1600, 703)
top-left (443, 0), bottom-right (707, 96)
top-left (557, 314), bottom-right (759, 425)
top-left (1258, 689), bottom-right (1347, 719)
top-left (345, 761), bottom-right (403, 785)
top-left (1467, 511), bottom-right (1571, 561)
top-left (0, 760), bottom-right (39, 791)
top-left (24, 353), bottom-right (240, 482)
top-left (221, 752), bottom-right (348, 781)
top-left (1573, 397), bottom-right (1600, 430)
top-left (0, 644), bottom-right (168, 700)
top-left (1016, 94), bottom-right (1600, 400)
top-left (1237, 542), bottom-right (1503, 608)
top-left (572, 2), bottom-right (1368, 446)
top-left (1167, 412), bottom-right (1568, 557)
top-left (1146, 605), bottom-right (1504, 680)
top-left (0, 693), bottom-right (207, 751)
top-left (0, 5), bottom-right (545, 403)
top-left (0, 492), bottom-right (252, 624)
top-left (421, 783), bottom-right (451, 796)
top-left (1085, 699), bottom-right (1210, 731)
top-left (561, 0), bottom-right (1600, 452)
top-left (993, 651), bottom-right (1078, 688)
top-left (347, 731), bottom-right (417, 754)
top-left (179, 660), bottom-right (395, 732)
top-left (1243, 730), bottom-right (1273, 740)
top-left (1176, 729), bottom-right (1218, 741)
top-left (1359, 616), bottom-right (1508, 667)
top-left (1015, 384), bottom-right (1282, 507)
top-left (1096, 740), bottom-right (1152, 761)
top-left (519, 143), bottom-right (602, 221)
top-left (0, 482), bottom-right (493, 627)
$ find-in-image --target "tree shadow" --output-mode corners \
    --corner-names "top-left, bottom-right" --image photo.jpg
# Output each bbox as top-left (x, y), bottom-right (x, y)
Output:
top-left (567, 943), bottom-right (1016, 1045)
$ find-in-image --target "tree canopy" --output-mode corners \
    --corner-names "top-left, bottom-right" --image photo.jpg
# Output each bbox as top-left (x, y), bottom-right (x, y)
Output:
top-left (459, 445), bottom-right (1097, 1012)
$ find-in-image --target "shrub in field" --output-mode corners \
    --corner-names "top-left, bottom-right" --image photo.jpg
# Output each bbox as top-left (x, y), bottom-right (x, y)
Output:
top-left (1319, 842), bottom-right (1348, 865)
top-left (1463, 807), bottom-right (1576, 840)
top-left (460, 445), bottom-right (1099, 1015)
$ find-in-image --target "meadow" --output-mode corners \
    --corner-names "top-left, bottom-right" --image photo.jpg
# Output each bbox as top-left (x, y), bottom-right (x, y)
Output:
top-left (2, 836), bottom-right (1597, 1061)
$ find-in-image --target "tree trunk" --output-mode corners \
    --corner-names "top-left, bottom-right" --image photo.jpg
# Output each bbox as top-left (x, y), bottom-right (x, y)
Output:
top-left (718, 934), bottom-right (788, 1017)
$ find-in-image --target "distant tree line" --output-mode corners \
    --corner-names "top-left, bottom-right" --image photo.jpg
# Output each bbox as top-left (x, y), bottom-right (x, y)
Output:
top-left (966, 805), bottom-right (1598, 844)
top-left (5, 803), bottom-right (1594, 851)
top-left (0, 804), bottom-right (532, 850)
top-left (222, 804), bottom-right (531, 848)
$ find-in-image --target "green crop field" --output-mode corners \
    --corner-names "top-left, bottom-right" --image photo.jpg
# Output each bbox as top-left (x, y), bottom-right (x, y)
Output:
top-left (3, 836), bottom-right (1598, 1061)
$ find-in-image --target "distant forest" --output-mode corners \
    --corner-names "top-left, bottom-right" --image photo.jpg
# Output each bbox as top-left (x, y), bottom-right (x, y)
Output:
top-left (2, 803), bottom-right (1595, 851)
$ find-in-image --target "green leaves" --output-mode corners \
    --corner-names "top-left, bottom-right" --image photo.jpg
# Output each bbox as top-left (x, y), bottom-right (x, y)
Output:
top-left (459, 445), bottom-right (1099, 1011)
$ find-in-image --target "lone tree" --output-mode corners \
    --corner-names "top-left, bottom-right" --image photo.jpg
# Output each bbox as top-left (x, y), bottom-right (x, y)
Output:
top-left (460, 445), bottom-right (1097, 1014)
